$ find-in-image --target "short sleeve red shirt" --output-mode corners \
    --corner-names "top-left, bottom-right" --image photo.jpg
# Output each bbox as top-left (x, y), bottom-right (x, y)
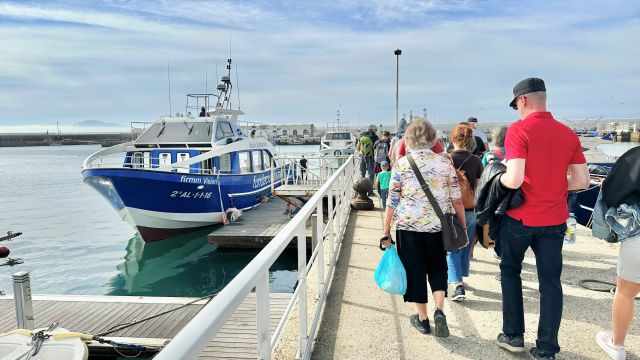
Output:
top-left (505, 112), bottom-right (586, 226)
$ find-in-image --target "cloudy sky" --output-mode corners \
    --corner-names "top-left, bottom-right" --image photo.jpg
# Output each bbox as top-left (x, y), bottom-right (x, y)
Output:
top-left (1, 0), bottom-right (639, 131)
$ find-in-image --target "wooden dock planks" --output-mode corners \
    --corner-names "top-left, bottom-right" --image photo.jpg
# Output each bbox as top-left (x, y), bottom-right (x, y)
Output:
top-left (0, 292), bottom-right (291, 359)
top-left (208, 197), bottom-right (312, 249)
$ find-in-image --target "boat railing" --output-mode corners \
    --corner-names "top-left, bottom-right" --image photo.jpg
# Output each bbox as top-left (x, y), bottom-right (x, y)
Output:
top-left (154, 155), bottom-right (357, 360)
top-left (85, 156), bottom-right (217, 174)
top-left (270, 155), bottom-right (351, 192)
top-left (83, 146), bottom-right (285, 176)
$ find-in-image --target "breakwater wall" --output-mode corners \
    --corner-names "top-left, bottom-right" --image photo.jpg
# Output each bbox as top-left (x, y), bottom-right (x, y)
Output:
top-left (0, 133), bottom-right (131, 147)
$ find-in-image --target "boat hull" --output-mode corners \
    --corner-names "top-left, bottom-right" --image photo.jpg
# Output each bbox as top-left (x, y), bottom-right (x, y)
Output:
top-left (571, 163), bottom-right (613, 227)
top-left (82, 168), bottom-right (282, 242)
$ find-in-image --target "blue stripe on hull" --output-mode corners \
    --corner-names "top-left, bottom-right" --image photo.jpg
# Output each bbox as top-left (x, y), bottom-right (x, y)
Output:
top-left (82, 168), bottom-right (281, 215)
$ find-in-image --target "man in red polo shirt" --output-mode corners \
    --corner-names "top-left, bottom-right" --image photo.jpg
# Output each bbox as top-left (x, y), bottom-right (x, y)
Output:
top-left (496, 78), bottom-right (589, 360)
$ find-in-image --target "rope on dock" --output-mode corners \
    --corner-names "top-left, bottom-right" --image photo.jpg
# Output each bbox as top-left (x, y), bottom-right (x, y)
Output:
top-left (95, 291), bottom-right (218, 337)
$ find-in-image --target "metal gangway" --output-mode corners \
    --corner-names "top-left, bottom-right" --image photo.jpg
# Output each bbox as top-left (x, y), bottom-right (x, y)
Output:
top-left (154, 155), bottom-right (357, 360)
top-left (271, 155), bottom-right (351, 197)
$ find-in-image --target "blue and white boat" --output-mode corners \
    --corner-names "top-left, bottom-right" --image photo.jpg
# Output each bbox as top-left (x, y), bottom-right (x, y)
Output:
top-left (82, 59), bottom-right (286, 242)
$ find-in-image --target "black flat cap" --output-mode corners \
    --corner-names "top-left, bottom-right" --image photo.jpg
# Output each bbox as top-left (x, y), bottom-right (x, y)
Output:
top-left (509, 77), bottom-right (546, 109)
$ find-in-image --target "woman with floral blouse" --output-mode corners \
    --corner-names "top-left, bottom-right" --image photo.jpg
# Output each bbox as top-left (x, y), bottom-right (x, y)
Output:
top-left (382, 119), bottom-right (467, 338)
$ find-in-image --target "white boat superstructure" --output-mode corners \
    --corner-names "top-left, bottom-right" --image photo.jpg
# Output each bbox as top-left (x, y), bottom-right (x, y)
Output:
top-left (320, 130), bottom-right (355, 156)
top-left (319, 110), bottom-right (355, 156)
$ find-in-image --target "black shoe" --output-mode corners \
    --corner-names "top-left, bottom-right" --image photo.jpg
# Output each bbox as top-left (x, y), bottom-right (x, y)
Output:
top-left (433, 309), bottom-right (450, 338)
top-left (452, 285), bottom-right (466, 302)
top-left (497, 333), bottom-right (525, 353)
top-left (529, 348), bottom-right (555, 360)
top-left (410, 314), bottom-right (431, 334)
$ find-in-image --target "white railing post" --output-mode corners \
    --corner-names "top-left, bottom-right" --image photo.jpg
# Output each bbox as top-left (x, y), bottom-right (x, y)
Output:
top-left (256, 270), bottom-right (271, 360)
top-left (297, 225), bottom-right (308, 359)
top-left (313, 209), bottom-right (324, 302)
top-left (330, 187), bottom-right (338, 248)
top-left (327, 187), bottom-right (334, 242)
top-left (271, 158), bottom-right (276, 194)
top-left (335, 185), bottom-right (342, 240)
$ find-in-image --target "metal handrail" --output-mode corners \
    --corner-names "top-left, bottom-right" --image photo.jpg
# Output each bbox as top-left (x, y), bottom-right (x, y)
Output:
top-left (270, 155), bottom-right (348, 192)
top-left (154, 155), bottom-right (356, 360)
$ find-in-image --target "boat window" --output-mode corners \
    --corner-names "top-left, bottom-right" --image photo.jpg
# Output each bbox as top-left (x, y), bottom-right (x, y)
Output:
top-left (252, 150), bottom-right (263, 172)
top-left (219, 153), bottom-right (231, 173)
top-left (143, 152), bottom-right (150, 168)
top-left (239, 152), bottom-right (251, 173)
top-left (262, 151), bottom-right (271, 169)
top-left (326, 133), bottom-right (351, 140)
top-left (159, 153), bottom-right (172, 168)
top-left (177, 153), bottom-right (190, 173)
top-left (221, 122), bottom-right (234, 137)
top-left (132, 152), bottom-right (144, 168)
top-left (201, 158), bottom-right (212, 174)
top-left (215, 124), bottom-right (225, 140)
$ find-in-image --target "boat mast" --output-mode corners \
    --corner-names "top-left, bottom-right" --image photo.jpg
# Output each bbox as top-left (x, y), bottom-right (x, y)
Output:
top-left (215, 58), bottom-right (233, 111)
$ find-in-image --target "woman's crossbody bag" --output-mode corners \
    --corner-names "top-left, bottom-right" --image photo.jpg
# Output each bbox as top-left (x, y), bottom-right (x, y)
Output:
top-left (407, 154), bottom-right (468, 251)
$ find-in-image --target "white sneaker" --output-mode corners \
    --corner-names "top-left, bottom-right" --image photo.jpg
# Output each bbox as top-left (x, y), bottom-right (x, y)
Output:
top-left (596, 330), bottom-right (625, 360)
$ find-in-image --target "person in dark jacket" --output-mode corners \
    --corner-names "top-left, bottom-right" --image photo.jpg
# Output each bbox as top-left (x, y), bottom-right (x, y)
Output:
top-left (475, 162), bottom-right (524, 254)
top-left (299, 155), bottom-right (308, 181)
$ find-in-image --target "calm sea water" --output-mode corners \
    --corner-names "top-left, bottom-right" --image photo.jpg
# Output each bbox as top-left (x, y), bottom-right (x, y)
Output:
top-left (0, 144), bottom-right (318, 297)
top-left (597, 142), bottom-right (640, 158)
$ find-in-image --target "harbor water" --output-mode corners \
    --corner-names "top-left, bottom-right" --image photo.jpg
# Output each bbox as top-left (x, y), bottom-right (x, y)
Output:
top-left (0, 144), bottom-right (318, 297)
top-left (596, 142), bottom-right (640, 158)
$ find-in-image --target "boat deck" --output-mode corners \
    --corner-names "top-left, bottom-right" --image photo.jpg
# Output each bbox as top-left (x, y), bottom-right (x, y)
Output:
top-left (208, 197), bottom-right (312, 249)
top-left (0, 293), bottom-right (291, 359)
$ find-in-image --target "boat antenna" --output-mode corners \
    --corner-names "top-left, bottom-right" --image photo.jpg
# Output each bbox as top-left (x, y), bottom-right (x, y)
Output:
top-left (235, 63), bottom-right (241, 110)
top-left (167, 62), bottom-right (173, 117)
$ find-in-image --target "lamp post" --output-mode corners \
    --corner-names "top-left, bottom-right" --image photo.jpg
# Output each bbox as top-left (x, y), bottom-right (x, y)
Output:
top-left (394, 49), bottom-right (402, 133)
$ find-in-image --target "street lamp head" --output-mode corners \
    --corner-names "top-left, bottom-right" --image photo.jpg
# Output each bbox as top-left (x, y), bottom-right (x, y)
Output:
top-left (394, 49), bottom-right (402, 56)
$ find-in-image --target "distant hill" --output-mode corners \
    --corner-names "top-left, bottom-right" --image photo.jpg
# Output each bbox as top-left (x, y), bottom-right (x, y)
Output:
top-left (74, 120), bottom-right (120, 127)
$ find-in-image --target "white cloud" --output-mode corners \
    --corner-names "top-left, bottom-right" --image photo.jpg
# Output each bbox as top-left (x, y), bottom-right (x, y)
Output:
top-left (0, 0), bottom-right (639, 128)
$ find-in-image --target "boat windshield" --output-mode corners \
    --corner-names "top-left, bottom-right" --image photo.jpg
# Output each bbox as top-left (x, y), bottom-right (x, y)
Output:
top-left (325, 133), bottom-right (351, 140)
top-left (135, 121), bottom-right (213, 145)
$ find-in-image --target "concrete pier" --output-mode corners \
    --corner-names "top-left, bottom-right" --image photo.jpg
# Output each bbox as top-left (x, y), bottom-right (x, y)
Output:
top-left (312, 202), bottom-right (639, 360)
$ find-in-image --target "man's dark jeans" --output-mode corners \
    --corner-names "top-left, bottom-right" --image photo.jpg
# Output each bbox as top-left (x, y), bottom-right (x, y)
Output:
top-left (498, 215), bottom-right (566, 356)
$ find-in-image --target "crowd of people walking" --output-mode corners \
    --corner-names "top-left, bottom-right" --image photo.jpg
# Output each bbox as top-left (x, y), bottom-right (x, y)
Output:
top-left (361, 77), bottom-right (638, 360)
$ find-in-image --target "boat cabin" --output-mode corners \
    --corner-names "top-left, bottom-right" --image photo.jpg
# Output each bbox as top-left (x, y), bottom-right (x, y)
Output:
top-left (123, 94), bottom-right (274, 175)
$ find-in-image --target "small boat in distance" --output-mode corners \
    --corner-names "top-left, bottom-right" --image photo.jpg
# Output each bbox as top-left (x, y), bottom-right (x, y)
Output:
top-left (81, 59), bottom-right (288, 242)
top-left (319, 110), bottom-right (355, 157)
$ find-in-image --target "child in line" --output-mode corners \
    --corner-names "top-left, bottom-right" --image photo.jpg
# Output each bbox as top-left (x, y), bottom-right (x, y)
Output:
top-left (375, 161), bottom-right (391, 209)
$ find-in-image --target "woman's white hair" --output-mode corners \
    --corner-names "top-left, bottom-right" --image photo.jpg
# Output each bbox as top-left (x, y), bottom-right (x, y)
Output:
top-left (404, 119), bottom-right (437, 150)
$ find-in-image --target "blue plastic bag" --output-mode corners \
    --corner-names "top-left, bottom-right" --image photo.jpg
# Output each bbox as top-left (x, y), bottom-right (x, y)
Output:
top-left (374, 245), bottom-right (407, 295)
